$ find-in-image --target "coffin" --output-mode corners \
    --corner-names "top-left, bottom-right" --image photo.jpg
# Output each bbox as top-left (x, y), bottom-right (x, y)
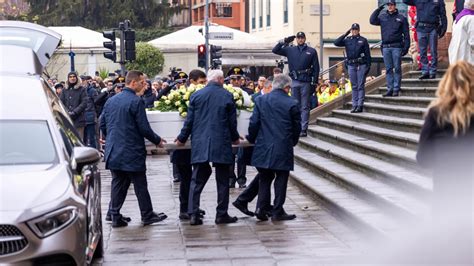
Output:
top-left (146, 110), bottom-right (253, 149)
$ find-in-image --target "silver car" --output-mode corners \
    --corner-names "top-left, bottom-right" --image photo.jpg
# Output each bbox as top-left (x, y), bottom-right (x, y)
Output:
top-left (0, 21), bottom-right (103, 265)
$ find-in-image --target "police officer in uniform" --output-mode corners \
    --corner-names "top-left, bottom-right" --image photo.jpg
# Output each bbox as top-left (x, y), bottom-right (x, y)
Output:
top-left (272, 32), bottom-right (320, 137)
top-left (370, 0), bottom-right (410, 97)
top-left (403, 0), bottom-right (447, 79)
top-left (334, 23), bottom-right (371, 113)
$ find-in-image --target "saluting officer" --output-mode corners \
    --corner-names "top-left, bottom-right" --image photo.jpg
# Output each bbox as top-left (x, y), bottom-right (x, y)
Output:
top-left (370, 0), bottom-right (410, 97)
top-left (272, 32), bottom-right (320, 137)
top-left (403, 0), bottom-right (448, 79)
top-left (334, 23), bottom-right (371, 113)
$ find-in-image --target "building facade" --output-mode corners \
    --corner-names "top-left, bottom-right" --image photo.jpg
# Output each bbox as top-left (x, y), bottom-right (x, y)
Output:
top-left (191, 0), bottom-right (246, 31)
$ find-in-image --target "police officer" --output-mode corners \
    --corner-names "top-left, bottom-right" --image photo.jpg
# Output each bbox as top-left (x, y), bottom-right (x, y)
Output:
top-left (370, 0), bottom-right (410, 97)
top-left (272, 32), bottom-right (320, 137)
top-left (334, 23), bottom-right (371, 113)
top-left (403, 0), bottom-right (447, 79)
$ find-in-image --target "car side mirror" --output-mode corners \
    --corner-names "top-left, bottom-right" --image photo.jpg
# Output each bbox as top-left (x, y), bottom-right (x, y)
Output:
top-left (71, 147), bottom-right (100, 173)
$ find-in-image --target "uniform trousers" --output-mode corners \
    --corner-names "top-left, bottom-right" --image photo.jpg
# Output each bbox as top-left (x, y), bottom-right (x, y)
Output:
top-left (348, 64), bottom-right (367, 107)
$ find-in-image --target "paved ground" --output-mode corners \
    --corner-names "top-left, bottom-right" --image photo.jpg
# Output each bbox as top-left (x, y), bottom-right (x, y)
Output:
top-left (93, 155), bottom-right (365, 265)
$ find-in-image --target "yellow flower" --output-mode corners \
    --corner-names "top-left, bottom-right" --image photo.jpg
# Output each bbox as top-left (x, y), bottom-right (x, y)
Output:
top-left (161, 96), bottom-right (168, 100)
top-left (233, 92), bottom-right (239, 100)
top-left (181, 112), bottom-right (187, 118)
top-left (236, 100), bottom-right (243, 107)
top-left (183, 92), bottom-right (190, 100)
top-left (175, 101), bottom-right (181, 107)
top-left (186, 101), bottom-right (190, 106)
top-left (165, 100), bottom-right (171, 105)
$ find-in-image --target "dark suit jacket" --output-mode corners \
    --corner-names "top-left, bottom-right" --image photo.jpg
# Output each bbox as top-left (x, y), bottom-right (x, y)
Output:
top-left (177, 81), bottom-right (239, 164)
top-left (247, 89), bottom-right (301, 171)
top-left (100, 88), bottom-right (162, 172)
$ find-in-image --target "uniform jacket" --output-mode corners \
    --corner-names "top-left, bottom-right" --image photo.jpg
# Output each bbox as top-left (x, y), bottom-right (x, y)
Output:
top-left (404, 0), bottom-right (447, 33)
top-left (100, 88), bottom-right (162, 172)
top-left (177, 81), bottom-right (240, 164)
top-left (334, 33), bottom-right (372, 66)
top-left (272, 43), bottom-right (320, 83)
top-left (370, 8), bottom-right (410, 53)
top-left (247, 89), bottom-right (301, 171)
top-left (60, 82), bottom-right (88, 128)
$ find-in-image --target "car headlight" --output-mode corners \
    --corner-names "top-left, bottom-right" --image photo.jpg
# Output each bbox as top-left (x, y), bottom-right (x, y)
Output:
top-left (27, 206), bottom-right (77, 238)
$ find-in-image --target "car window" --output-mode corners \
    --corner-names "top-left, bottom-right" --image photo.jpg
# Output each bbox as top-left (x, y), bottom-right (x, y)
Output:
top-left (0, 120), bottom-right (58, 165)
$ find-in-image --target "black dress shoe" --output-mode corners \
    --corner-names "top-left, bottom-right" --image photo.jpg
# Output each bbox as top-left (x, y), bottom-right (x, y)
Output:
top-left (142, 212), bottom-right (168, 226)
top-left (354, 106), bottom-right (363, 113)
top-left (198, 208), bottom-right (206, 216)
top-left (215, 214), bottom-right (238, 224)
top-left (106, 214), bottom-right (131, 222)
top-left (350, 106), bottom-right (357, 113)
top-left (429, 74), bottom-right (436, 79)
top-left (190, 215), bottom-right (203, 225)
top-left (112, 218), bottom-right (128, 228)
top-left (255, 209), bottom-right (269, 221)
top-left (300, 130), bottom-right (307, 137)
top-left (232, 200), bottom-right (255, 217)
top-left (179, 213), bottom-right (190, 220)
top-left (271, 213), bottom-right (297, 221)
top-left (173, 177), bottom-right (181, 183)
top-left (419, 73), bottom-right (430, 80)
top-left (383, 91), bottom-right (393, 97)
top-left (229, 181), bottom-right (236, 188)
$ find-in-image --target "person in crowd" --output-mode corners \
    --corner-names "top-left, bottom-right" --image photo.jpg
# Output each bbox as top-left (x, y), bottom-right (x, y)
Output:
top-left (370, 0), bottom-right (410, 97)
top-left (416, 61), bottom-right (473, 263)
top-left (327, 80), bottom-right (341, 102)
top-left (241, 77), bottom-right (255, 95)
top-left (334, 23), bottom-right (371, 113)
top-left (316, 82), bottom-right (329, 106)
top-left (403, 0), bottom-right (447, 79)
top-left (256, 76), bottom-right (266, 93)
top-left (272, 31), bottom-right (320, 137)
top-left (100, 70), bottom-right (168, 228)
top-left (84, 78), bottom-right (99, 148)
top-left (448, 0), bottom-right (474, 64)
top-left (152, 80), bottom-right (162, 97)
top-left (247, 74), bottom-right (301, 221)
top-left (175, 69), bottom-right (240, 226)
top-left (171, 69), bottom-right (207, 220)
top-left (54, 82), bottom-right (63, 96)
top-left (142, 80), bottom-right (156, 109)
top-left (246, 80), bottom-right (255, 93)
top-left (60, 71), bottom-right (88, 139)
top-left (273, 67), bottom-right (282, 76)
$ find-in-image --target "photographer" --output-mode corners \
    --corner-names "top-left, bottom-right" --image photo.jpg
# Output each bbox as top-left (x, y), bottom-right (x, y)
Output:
top-left (272, 32), bottom-right (320, 137)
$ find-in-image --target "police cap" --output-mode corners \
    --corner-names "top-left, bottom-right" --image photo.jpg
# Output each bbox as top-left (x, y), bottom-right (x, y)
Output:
top-left (387, 0), bottom-right (396, 5)
top-left (173, 71), bottom-right (188, 82)
top-left (351, 23), bottom-right (360, 30)
top-left (227, 67), bottom-right (244, 78)
top-left (296, 32), bottom-right (306, 38)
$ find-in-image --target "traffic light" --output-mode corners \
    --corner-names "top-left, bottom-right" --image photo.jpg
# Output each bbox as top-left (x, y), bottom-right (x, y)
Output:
top-left (197, 44), bottom-right (206, 68)
top-left (103, 30), bottom-right (116, 62)
top-left (210, 45), bottom-right (222, 69)
top-left (124, 29), bottom-right (136, 61)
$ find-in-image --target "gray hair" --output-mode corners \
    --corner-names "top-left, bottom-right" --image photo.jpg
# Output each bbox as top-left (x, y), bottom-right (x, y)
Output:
top-left (207, 69), bottom-right (224, 82)
top-left (465, 0), bottom-right (474, 9)
top-left (272, 74), bottom-right (292, 90)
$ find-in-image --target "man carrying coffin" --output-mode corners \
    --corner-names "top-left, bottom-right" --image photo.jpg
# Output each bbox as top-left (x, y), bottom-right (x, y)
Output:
top-left (175, 69), bottom-right (241, 225)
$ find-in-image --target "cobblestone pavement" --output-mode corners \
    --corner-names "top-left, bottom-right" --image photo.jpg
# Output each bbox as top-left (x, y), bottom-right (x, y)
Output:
top-left (93, 155), bottom-right (365, 265)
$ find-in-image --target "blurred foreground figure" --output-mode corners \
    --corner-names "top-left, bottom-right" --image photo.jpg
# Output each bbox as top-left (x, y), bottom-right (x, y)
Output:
top-left (416, 61), bottom-right (474, 264)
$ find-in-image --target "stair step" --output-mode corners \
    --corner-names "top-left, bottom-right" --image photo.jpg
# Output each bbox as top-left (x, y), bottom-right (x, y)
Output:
top-left (297, 135), bottom-right (432, 199)
top-left (308, 125), bottom-right (418, 169)
top-left (315, 117), bottom-right (419, 150)
top-left (290, 162), bottom-right (400, 238)
top-left (365, 95), bottom-right (434, 108)
top-left (346, 102), bottom-right (427, 120)
top-left (378, 87), bottom-right (437, 97)
top-left (293, 148), bottom-right (429, 219)
top-left (406, 70), bottom-right (446, 79)
top-left (331, 109), bottom-right (423, 134)
top-left (400, 78), bottom-right (441, 87)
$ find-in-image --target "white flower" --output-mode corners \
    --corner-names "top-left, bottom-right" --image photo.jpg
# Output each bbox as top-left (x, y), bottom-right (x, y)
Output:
top-left (175, 101), bottom-right (181, 107)
top-left (153, 101), bottom-right (160, 107)
top-left (186, 101), bottom-right (190, 106)
top-left (183, 92), bottom-right (191, 100)
top-left (161, 96), bottom-right (168, 100)
top-left (236, 100), bottom-right (243, 107)
top-left (178, 107), bottom-right (184, 113)
top-left (233, 92), bottom-right (239, 100)
top-left (165, 100), bottom-right (171, 105)
top-left (181, 112), bottom-right (187, 118)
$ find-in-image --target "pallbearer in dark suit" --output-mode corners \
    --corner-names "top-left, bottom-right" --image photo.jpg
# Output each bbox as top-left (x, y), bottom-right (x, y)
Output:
top-left (247, 74), bottom-right (301, 221)
top-left (175, 70), bottom-right (241, 225)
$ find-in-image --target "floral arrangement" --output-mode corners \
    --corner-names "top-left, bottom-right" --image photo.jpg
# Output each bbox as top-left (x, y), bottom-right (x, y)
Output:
top-left (148, 83), bottom-right (253, 117)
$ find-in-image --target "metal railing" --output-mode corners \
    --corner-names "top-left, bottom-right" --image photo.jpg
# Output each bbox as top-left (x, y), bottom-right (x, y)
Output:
top-left (319, 41), bottom-right (382, 77)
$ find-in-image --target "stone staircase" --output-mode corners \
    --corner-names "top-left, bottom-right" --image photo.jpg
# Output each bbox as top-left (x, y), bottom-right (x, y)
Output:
top-left (290, 70), bottom-right (444, 239)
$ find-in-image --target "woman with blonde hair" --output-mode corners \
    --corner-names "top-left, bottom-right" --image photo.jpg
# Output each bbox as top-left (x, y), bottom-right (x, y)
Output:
top-left (416, 61), bottom-right (473, 264)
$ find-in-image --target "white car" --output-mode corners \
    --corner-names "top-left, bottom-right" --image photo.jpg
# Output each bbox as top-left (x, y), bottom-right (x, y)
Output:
top-left (0, 21), bottom-right (103, 265)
